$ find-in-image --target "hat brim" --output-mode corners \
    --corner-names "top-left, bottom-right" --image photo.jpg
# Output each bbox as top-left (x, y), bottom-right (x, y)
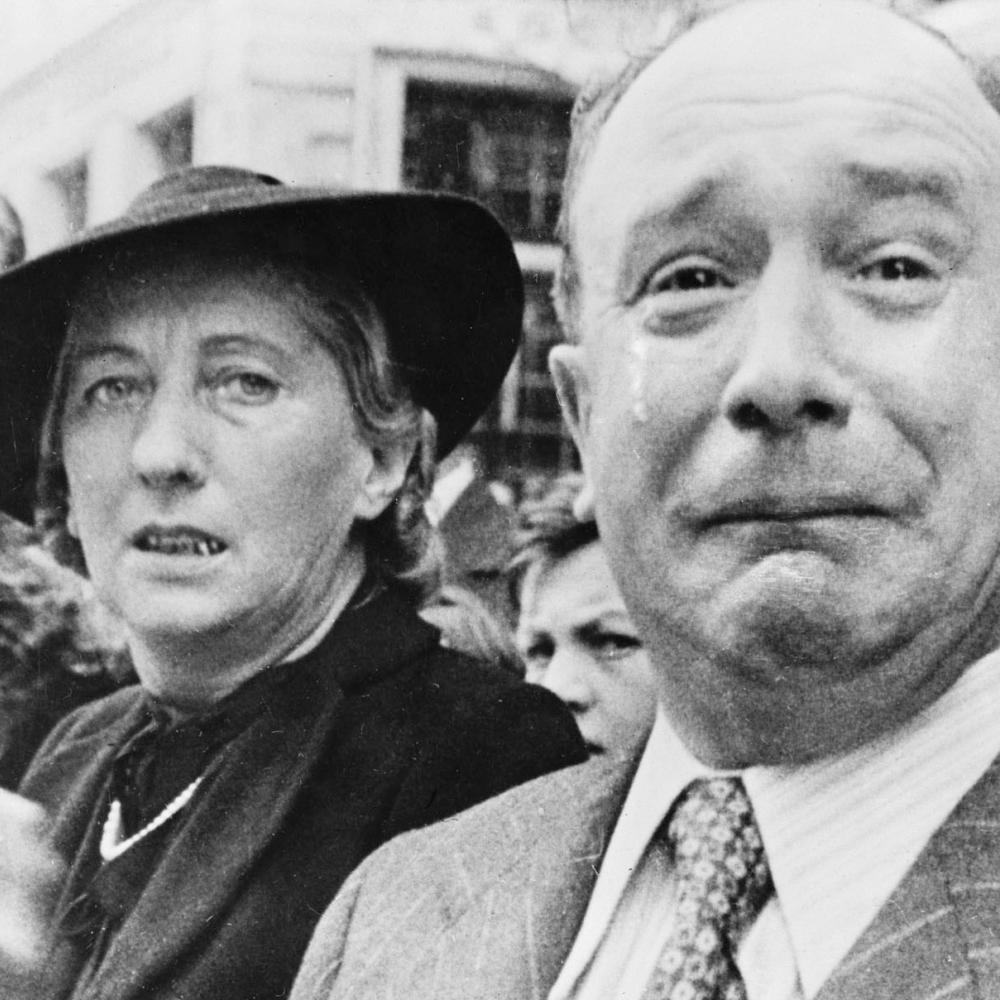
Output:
top-left (0, 188), bottom-right (524, 522)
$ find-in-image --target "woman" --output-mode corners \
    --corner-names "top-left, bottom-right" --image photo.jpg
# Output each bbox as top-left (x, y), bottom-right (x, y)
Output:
top-left (0, 166), bottom-right (584, 1000)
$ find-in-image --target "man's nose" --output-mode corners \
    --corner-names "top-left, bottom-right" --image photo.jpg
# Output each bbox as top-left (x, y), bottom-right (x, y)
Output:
top-left (130, 388), bottom-right (207, 490)
top-left (720, 254), bottom-right (851, 434)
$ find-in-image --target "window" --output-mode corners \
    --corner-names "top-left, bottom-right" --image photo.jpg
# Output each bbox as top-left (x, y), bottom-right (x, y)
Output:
top-left (49, 157), bottom-right (88, 236)
top-left (403, 81), bottom-right (571, 243)
top-left (470, 270), bottom-right (579, 486)
top-left (142, 101), bottom-right (194, 173)
top-left (401, 78), bottom-right (578, 489)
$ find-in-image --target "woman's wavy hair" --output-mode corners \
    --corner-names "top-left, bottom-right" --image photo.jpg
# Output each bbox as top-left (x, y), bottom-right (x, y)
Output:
top-left (36, 231), bottom-right (443, 604)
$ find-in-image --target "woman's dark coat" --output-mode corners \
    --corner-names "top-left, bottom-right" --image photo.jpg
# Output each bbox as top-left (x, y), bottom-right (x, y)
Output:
top-left (20, 588), bottom-right (586, 1000)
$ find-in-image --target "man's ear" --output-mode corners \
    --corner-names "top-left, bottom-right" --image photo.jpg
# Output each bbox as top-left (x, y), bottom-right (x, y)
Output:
top-left (66, 499), bottom-right (79, 539)
top-left (549, 343), bottom-right (597, 522)
top-left (549, 344), bottom-right (592, 446)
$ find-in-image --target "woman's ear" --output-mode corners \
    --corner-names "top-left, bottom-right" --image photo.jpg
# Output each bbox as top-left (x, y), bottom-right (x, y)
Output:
top-left (352, 439), bottom-right (415, 522)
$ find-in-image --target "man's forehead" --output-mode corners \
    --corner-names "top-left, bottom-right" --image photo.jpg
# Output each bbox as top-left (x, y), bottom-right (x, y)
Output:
top-left (566, 0), bottom-right (1000, 277)
top-left (639, 1), bottom-right (967, 95)
top-left (594, 0), bottom-right (995, 160)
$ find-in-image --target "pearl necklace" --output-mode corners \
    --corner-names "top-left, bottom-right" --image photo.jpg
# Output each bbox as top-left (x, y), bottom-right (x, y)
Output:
top-left (99, 776), bottom-right (204, 863)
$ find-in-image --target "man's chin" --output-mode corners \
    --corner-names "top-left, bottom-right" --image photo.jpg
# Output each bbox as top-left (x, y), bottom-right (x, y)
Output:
top-left (707, 575), bottom-right (878, 684)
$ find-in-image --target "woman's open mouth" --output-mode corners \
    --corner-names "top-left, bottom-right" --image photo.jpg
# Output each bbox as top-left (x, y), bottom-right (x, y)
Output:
top-left (133, 527), bottom-right (227, 557)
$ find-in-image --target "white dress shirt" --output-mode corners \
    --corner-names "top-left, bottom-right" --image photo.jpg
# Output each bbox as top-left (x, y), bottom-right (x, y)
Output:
top-left (549, 646), bottom-right (1000, 1000)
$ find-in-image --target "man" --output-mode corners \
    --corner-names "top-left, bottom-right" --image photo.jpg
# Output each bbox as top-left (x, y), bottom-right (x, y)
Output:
top-left (290, 2), bottom-right (1000, 998)
top-left (510, 474), bottom-right (657, 759)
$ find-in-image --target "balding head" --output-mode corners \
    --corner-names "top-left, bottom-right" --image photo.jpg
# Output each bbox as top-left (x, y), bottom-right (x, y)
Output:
top-left (548, 0), bottom-right (1000, 766)
top-left (553, 0), bottom-right (1000, 339)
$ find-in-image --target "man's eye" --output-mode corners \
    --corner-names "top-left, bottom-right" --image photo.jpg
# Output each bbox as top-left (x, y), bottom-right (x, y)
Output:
top-left (84, 377), bottom-right (144, 409)
top-left (648, 259), bottom-right (735, 294)
top-left (216, 372), bottom-right (279, 404)
top-left (856, 256), bottom-right (933, 282)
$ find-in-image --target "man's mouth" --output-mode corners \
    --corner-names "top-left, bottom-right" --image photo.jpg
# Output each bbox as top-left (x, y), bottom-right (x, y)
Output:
top-left (700, 497), bottom-right (887, 529)
top-left (133, 527), bottom-right (227, 557)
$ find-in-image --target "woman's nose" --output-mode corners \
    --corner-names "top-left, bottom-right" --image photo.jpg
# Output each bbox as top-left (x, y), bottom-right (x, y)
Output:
top-left (720, 255), bottom-right (851, 435)
top-left (130, 389), bottom-right (207, 490)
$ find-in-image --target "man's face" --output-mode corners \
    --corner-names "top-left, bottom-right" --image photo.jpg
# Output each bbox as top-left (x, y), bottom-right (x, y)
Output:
top-left (552, 0), bottom-right (1000, 765)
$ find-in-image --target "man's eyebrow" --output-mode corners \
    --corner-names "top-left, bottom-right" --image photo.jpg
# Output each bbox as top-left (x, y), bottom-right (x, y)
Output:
top-left (842, 164), bottom-right (961, 207)
top-left (641, 176), bottom-right (726, 228)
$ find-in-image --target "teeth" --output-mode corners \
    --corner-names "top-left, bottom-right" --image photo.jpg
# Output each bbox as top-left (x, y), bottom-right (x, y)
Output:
top-left (139, 532), bottom-right (225, 556)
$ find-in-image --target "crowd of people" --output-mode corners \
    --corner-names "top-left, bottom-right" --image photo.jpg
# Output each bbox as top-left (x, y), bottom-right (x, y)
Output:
top-left (1, 0), bottom-right (998, 998)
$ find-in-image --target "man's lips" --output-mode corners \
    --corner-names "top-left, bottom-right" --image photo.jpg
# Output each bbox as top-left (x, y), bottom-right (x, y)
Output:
top-left (131, 525), bottom-right (228, 557)
top-left (697, 497), bottom-right (889, 530)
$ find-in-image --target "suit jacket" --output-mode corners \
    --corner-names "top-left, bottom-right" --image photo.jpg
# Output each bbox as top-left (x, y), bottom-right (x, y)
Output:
top-left (291, 749), bottom-right (1000, 1000)
top-left (20, 588), bottom-right (585, 1000)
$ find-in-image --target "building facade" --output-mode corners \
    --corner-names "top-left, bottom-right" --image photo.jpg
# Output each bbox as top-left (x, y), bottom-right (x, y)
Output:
top-left (0, 0), bottom-right (943, 489)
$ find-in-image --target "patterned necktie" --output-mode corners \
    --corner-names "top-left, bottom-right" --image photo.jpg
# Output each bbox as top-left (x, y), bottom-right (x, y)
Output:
top-left (641, 777), bottom-right (774, 1000)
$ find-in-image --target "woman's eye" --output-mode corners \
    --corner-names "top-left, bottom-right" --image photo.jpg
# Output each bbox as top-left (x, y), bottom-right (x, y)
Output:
top-left (216, 371), bottom-right (279, 404)
top-left (83, 377), bottom-right (145, 409)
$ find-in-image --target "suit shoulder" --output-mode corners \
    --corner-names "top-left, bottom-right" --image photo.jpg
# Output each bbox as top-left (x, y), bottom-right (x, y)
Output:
top-left (363, 756), bottom-right (621, 887)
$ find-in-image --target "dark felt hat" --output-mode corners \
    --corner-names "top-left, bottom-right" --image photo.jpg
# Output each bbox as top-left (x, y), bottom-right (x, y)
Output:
top-left (0, 165), bottom-right (524, 521)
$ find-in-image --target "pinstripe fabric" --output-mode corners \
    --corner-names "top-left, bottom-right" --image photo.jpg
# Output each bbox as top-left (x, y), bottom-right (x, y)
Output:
top-left (290, 758), bottom-right (635, 1000)
top-left (746, 646), bottom-right (1000, 995)
top-left (291, 656), bottom-right (1000, 1000)
top-left (814, 756), bottom-right (1000, 1000)
top-left (292, 748), bottom-right (1000, 1000)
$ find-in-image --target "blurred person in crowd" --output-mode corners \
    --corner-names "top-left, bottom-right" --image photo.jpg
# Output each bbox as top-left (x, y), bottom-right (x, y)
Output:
top-left (0, 512), bottom-right (130, 790)
top-left (292, 3), bottom-right (1000, 999)
top-left (419, 584), bottom-right (522, 679)
top-left (0, 165), bottom-right (584, 1000)
top-left (510, 474), bottom-right (656, 759)
top-left (430, 443), bottom-right (517, 625)
top-left (0, 196), bottom-right (25, 271)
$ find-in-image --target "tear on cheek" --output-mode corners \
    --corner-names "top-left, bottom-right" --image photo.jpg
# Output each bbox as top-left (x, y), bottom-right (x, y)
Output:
top-left (628, 334), bottom-right (650, 424)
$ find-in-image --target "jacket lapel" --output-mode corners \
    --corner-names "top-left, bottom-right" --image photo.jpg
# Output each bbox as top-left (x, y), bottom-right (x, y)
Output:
top-left (520, 759), bottom-right (636, 996)
top-left (816, 754), bottom-right (1000, 1000)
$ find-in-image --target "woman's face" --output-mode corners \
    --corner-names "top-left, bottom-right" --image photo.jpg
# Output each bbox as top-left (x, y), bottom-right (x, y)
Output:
top-left (59, 252), bottom-right (392, 654)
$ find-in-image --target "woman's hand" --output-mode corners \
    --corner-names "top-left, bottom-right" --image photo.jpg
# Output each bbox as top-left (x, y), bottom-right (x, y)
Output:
top-left (0, 788), bottom-right (70, 997)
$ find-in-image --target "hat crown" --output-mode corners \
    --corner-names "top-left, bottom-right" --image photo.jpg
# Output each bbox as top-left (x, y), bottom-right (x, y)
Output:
top-left (124, 165), bottom-right (284, 225)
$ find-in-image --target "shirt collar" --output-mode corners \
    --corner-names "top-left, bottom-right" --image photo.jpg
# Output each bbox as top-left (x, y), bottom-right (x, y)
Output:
top-left (575, 645), bottom-right (1000, 999)
top-left (745, 644), bottom-right (1000, 996)
top-left (552, 708), bottom-right (714, 990)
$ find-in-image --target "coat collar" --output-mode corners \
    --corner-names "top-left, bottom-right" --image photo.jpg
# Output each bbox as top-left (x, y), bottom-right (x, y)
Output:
top-left (41, 588), bottom-right (436, 1000)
